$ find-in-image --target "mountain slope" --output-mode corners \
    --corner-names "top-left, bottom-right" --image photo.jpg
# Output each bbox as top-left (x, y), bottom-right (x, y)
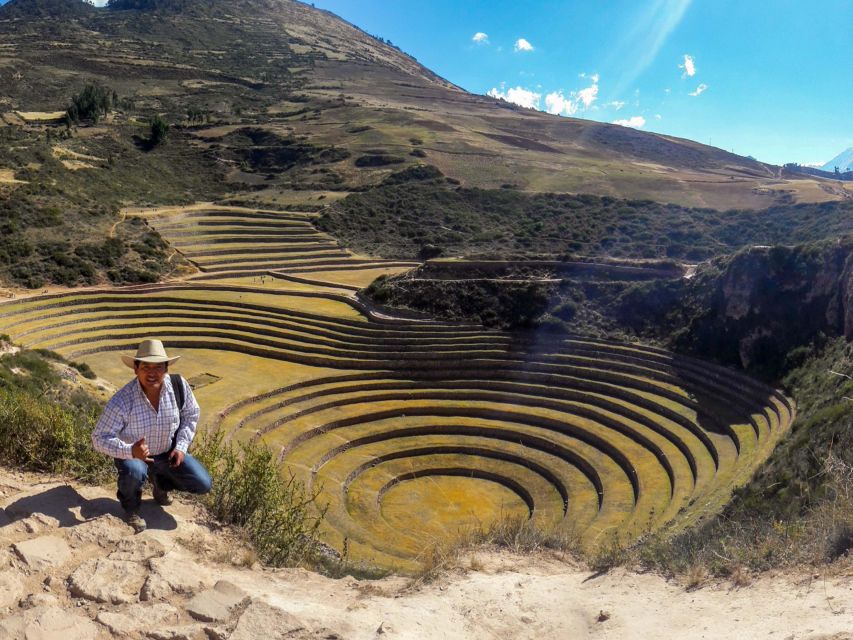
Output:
top-left (0, 0), bottom-right (848, 209)
top-left (822, 147), bottom-right (853, 173)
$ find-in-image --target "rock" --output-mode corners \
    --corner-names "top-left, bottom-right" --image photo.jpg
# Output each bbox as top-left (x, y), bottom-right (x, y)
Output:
top-left (67, 514), bottom-right (128, 547)
top-left (141, 554), bottom-right (212, 601)
top-left (0, 571), bottom-right (26, 608)
top-left (68, 557), bottom-right (149, 604)
top-left (109, 536), bottom-right (167, 562)
top-left (230, 601), bottom-right (306, 640)
top-left (19, 593), bottom-right (59, 609)
top-left (202, 627), bottom-right (229, 640)
top-left (186, 580), bottom-right (249, 623)
top-left (145, 625), bottom-right (208, 640)
top-left (96, 603), bottom-right (180, 636)
top-left (13, 535), bottom-right (71, 571)
top-left (0, 604), bottom-right (100, 640)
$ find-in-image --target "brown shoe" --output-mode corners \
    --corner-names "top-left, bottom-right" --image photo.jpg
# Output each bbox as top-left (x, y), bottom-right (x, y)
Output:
top-left (125, 511), bottom-right (146, 533)
top-left (151, 477), bottom-right (172, 506)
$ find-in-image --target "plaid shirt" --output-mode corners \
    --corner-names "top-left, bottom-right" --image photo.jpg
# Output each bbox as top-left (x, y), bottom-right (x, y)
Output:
top-left (92, 375), bottom-right (200, 460)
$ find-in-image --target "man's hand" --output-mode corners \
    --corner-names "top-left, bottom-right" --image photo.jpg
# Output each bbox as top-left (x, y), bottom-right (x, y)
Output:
top-left (132, 437), bottom-right (153, 463)
top-left (169, 449), bottom-right (185, 468)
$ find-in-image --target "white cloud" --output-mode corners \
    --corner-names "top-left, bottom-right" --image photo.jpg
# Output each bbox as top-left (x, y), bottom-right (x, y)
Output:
top-left (577, 83), bottom-right (599, 108)
top-left (541, 75), bottom-right (599, 116)
top-left (664, 87), bottom-right (672, 94)
top-left (487, 86), bottom-right (541, 110)
top-left (514, 38), bottom-right (534, 52)
top-left (545, 92), bottom-right (578, 116)
top-left (472, 32), bottom-right (489, 44)
top-left (606, 101), bottom-right (626, 110)
top-left (489, 74), bottom-right (602, 118)
top-left (612, 116), bottom-right (646, 129)
top-left (689, 83), bottom-right (708, 96)
top-left (679, 54), bottom-right (696, 77)
top-left (655, 114), bottom-right (663, 120)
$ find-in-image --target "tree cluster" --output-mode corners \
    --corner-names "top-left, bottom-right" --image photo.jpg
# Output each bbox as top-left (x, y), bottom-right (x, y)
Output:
top-left (65, 84), bottom-right (117, 126)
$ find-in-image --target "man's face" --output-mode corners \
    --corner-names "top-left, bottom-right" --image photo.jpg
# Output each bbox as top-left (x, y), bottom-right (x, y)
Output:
top-left (135, 361), bottom-right (167, 392)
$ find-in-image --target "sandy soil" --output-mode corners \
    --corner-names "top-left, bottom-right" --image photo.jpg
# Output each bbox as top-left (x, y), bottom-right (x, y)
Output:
top-left (0, 466), bottom-right (850, 639)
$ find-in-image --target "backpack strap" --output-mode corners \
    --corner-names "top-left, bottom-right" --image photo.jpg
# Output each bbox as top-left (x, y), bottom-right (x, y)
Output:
top-left (170, 373), bottom-right (185, 410)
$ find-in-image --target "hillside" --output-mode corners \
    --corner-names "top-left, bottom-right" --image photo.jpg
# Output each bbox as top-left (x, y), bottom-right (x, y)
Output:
top-left (0, 0), bottom-right (848, 215)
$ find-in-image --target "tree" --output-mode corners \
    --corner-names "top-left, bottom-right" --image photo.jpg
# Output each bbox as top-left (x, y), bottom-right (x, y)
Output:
top-left (149, 115), bottom-right (169, 146)
top-left (65, 84), bottom-right (114, 125)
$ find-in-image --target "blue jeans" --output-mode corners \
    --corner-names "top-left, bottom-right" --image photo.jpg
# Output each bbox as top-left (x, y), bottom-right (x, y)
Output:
top-left (114, 452), bottom-right (212, 512)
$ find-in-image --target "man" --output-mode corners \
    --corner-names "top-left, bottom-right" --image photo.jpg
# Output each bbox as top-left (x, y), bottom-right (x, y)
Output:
top-left (92, 339), bottom-right (212, 532)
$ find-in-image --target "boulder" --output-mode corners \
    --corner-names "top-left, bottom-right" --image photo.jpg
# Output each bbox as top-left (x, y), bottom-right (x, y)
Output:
top-left (0, 604), bottom-right (100, 640)
top-left (0, 570), bottom-right (26, 608)
top-left (186, 580), bottom-right (249, 623)
top-left (68, 557), bottom-right (149, 604)
top-left (96, 602), bottom-right (180, 636)
top-left (12, 535), bottom-right (71, 571)
top-left (230, 601), bottom-right (307, 640)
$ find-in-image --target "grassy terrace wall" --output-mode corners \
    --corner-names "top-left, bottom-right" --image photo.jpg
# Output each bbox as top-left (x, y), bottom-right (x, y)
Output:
top-left (147, 206), bottom-right (418, 277)
top-left (0, 279), bottom-right (794, 571)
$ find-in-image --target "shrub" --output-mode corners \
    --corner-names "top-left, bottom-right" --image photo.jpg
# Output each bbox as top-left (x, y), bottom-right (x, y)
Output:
top-left (149, 115), bottom-right (169, 146)
top-left (354, 154), bottom-right (405, 167)
top-left (0, 388), bottom-right (112, 483)
top-left (192, 429), bottom-right (326, 567)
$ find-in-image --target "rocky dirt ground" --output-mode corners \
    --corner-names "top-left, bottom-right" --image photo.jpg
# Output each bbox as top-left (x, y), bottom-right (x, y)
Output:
top-left (1, 466), bottom-right (852, 640)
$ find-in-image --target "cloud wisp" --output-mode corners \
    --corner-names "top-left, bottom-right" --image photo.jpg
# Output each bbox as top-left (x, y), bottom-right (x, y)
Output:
top-left (679, 54), bottom-right (696, 77)
top-left (606, 0), bottom-right (692, 96)
top-left (472, 32), bottom-right (489, 44)
top-left (689, 83), bottom-right (708, 96)
top-left (514, 38), bottom-right (534, 52)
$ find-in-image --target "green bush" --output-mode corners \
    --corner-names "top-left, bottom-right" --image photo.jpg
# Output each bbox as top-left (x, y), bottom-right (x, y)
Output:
top-left (0, 388), bottom-right (112, 483)
top-left (354, 154), bottom-right (405, 167)
top-left (150, 115), bottom-right (169, 146)
top-left (193, 429), bottom-right (326, 567)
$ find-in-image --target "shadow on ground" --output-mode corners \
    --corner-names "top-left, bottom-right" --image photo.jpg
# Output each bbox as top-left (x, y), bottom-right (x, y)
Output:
top-left (0, 484), bottom-right (177, 531)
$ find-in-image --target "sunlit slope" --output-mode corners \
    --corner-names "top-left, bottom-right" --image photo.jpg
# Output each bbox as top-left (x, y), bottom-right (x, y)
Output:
top-left (0, 0), bottom-right (848, 209)
top-left (143, 204), bottom-right (418, 280)
top-left (0, 281), bottom-right (794, 570)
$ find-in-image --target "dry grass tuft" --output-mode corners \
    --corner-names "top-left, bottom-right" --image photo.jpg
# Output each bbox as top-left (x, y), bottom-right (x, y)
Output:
top-left (411, 515), bottom-right (580, 583)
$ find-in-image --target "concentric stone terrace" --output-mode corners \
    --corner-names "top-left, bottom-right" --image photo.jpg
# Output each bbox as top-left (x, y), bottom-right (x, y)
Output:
top-left (146, 205), bottom-right (418, 277)
top-left (0, 264), bottom-right (794, 570)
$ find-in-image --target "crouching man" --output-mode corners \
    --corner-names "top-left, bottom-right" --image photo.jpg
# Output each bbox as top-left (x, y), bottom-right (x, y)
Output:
top-left (92, 339), bottom-right (212, 533)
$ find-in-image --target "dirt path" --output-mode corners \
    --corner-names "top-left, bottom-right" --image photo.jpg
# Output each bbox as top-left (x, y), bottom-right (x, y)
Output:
top-left (0, 466), bottom-right (850, 639)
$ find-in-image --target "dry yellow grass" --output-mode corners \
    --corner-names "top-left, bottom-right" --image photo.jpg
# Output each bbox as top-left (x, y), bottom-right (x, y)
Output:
top-left (13, 110), bottom-right (65, 122)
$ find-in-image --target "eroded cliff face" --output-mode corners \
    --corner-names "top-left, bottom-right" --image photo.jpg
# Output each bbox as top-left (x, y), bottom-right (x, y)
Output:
top-left (680, 238), bottom-right (853, 376)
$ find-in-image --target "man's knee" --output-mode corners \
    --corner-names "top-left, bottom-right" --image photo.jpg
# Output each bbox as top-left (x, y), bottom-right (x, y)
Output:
top-left (180, 455), bottom-right (212, 495)
top-left (116, 458), bottom-right (148, 485)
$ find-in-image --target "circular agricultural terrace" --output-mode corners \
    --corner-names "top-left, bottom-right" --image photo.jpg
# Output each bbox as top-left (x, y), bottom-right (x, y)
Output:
top-left (0, 206), bottom-right (795, 571)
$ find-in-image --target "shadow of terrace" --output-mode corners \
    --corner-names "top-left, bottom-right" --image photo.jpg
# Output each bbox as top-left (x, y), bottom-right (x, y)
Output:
top-left (1, 485), bottom-right (177, 531)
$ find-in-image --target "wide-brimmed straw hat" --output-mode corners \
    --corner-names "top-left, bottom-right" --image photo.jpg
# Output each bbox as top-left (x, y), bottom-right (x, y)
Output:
top-left (121, 339), bottom-right (181, 369)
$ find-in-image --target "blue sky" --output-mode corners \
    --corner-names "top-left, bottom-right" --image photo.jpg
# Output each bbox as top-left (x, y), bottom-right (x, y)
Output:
top-left (307, 0), bottom-right (852, 167)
